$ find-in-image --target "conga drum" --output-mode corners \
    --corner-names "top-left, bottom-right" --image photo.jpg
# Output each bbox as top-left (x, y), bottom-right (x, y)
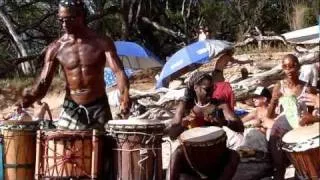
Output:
top-left (282, 122), bottom-right (320, 180)
top-left (35, 130), bottom-right (102, 179)
top-left (0, 121), bottom-right (39, 180)
top-left (179, 126), bottom-right (227, 177)
top-left (106, 119), bottom-right (165, 180)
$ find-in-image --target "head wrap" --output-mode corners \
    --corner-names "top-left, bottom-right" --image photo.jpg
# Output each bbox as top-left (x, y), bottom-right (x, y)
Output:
top-left (187, 71), bottom-right (212, 89)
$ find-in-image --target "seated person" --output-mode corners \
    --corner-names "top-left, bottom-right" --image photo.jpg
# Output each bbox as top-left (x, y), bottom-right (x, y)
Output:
top-left (300, 92), bottom-right (320, 126)
top-left (242, 86), bottom-right (275, 138)
top-left (168, 71), bottom-right (243, 180)
top-left (267, 54), bottom-right (316, 180)
top-left (32, 100), bottom-right (52, 121)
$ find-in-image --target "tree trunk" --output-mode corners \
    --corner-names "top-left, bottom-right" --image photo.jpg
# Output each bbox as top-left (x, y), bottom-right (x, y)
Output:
top-left (0, 8), bottom-right (32, 75)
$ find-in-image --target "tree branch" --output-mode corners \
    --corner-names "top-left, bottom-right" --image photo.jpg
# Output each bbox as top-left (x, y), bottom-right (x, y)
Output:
top-left (141, 16), bottom-right (186, 39)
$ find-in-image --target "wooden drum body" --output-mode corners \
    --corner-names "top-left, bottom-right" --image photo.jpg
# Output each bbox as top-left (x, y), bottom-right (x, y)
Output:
top-left (282, 123), bottom-right (320, 180)
top-left (0, 121), bottom-right (38, 180)
top-left (35, 130), bottom-right (102, 179)
top-left (106, 120), bottom-right (165, 180)
top-left (179, 126), bottom-right (227, 175)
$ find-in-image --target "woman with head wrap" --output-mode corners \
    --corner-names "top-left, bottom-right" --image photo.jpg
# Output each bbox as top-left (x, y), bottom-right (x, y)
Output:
top-left (167, 71), bottom-right (243, 180)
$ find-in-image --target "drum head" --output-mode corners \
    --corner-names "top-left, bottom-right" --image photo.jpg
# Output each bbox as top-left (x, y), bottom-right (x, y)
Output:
top-left (108, 119), bottom-right (163, 125)
top-left (180, 126), bottom-right (225, 143)
top-left (0, 120), bottom-right (39, 126)
top-left (107, 119), bottom-right (165, 131)
top-left (282, 122), bottom-right (320, 144)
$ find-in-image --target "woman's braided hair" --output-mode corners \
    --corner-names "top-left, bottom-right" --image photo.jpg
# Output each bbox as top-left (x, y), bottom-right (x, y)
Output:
top-left (187, 71), bottom-right (212, 89)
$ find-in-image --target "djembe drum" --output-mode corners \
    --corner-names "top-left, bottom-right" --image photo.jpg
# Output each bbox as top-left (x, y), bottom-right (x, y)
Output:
top-left (0, 121), bottom-right (39, 180)
top-left (106, 119), bottom-right (165, 180)
top-left (34, 130), bottom-right (102, 179)
top-left (178, 126), bottom-right (227, 178)
top-left (282, 122), bottom-right (320, 180)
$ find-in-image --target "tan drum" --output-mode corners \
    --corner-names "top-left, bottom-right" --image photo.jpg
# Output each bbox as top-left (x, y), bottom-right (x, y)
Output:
top-left (106, 119), bottom-right (165, 180)
top-left (0, 121), bottom-right (39, 180)
top-left (179, 126), bottom-right (227, 177)
top-left (35, 130), bottom-right (102, 179)
top-left (282, 122), bottom-right (320, 180)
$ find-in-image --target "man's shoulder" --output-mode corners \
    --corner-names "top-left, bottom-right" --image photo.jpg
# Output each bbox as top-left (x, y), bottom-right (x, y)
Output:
top-left (44, 40), bottom-right (62, 60)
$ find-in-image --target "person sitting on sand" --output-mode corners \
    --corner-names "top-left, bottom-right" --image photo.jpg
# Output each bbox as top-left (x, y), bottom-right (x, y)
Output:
top-left (267, 54), bottom-right (316, 180)
top-left (168, 71), bottom-right (243, 180)
top-left (241, 86), bottom-right (275, 138)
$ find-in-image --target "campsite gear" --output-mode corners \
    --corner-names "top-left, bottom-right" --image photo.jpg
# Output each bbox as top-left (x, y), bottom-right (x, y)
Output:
top-left (178, 126), bottom-right (227, 178)
top-left (35, 130), bottom-right (102, 179)
top-left (282, 122), bottom-right (320, 179)
top-left (106, 119), bottom-right (165, 180)
top-left (279, 95), bottom-right (300, 128)
top-left (114, 41), bottom-right (163, 69)
top-left (0, 121), bottom-right (39, 180)
top-left (104, 67), bottom-right (135, 88)
top-left (156, 40), bottom-right (233, 88)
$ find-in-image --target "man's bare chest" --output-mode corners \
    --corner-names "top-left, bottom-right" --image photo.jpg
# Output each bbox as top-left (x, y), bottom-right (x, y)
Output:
top-left (56, 41), bottom-right (105, 69)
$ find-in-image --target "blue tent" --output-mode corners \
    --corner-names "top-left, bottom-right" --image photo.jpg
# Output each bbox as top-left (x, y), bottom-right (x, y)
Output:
top-left (114, 41), bottom-right (163, 69)
top-left (104, 41), bottom-right (163, 88)
top-left (156, 40), bottom-right (233, 88)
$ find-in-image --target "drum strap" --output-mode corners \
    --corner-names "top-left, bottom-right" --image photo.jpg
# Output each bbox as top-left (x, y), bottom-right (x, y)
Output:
top-left (178, 138), bottom-right (208, 179)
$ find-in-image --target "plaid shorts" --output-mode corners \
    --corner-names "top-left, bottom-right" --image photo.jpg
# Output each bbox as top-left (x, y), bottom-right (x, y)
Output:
top-left (56, 96), bottom-right (112, 130)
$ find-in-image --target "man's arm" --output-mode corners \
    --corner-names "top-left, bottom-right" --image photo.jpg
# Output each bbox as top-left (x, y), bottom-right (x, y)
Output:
top-left (20, 42), bottom-right (59, 108)
top-left (167, 100), bottom-right (187, 139)
top-left (241, 110), bottom-right (257, 123)
top-left (103, 37), bottom-right (130, 114)
top-left (219, 103), bottom-right (244, 132)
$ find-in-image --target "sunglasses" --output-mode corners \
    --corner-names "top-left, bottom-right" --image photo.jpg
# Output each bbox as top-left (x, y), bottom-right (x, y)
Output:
top-left (282, 64), bottom-right (297, 70)
top-left (58, 16), bottom-right (76, 23)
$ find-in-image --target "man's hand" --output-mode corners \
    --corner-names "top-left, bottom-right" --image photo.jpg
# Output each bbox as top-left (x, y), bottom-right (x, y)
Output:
top-left (299, 112), bottom-right (316, 126)
top-left (302, 93), bottom-right (320, 108)
top-left (120, 96), bottom-right (131, 118)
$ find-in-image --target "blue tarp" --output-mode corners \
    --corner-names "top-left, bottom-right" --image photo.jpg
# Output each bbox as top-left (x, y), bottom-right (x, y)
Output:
top-left (156, 40), bottom-right (233, 88)
top-left (104, 68), bottom-right (135, 88)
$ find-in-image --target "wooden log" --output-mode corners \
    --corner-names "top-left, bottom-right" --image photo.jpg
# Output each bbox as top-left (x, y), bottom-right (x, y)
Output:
top-left (256, 48), bottom-right (320, 70)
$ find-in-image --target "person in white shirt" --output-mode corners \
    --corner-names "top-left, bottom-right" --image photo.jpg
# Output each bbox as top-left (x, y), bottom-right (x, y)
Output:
top-left (198, 27), bottom-right (207, 41)
top-left (299, 63), bottom-right (319, 87)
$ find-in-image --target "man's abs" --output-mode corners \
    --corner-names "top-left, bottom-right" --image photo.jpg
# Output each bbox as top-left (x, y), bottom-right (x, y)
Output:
top-left (65, 68), bottom-right (106, 105)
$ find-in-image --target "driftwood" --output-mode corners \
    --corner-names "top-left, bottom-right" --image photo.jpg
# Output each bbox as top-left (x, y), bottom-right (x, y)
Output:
top-left (232, 51), bottom-right (319, 100)
top-left (235, 27), bottom-right (290, 49)
top-left (256, 50), bottom-right (319, 70)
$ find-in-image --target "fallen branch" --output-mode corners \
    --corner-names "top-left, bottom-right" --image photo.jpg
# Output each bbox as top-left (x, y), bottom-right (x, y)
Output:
top-left (141, 17), bottom-right (186, 39)
top-left (235, 26), bottom-right (289, 48)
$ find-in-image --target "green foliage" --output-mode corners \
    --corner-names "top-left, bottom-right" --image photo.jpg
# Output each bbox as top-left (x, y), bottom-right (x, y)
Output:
top-left (0, 0), bottom-right (318, 77)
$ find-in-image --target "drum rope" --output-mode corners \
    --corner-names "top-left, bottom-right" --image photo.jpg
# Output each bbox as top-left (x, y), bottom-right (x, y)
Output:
top-left (106, 129), bottom-right (163, 137)
top-left (178, 138), bottom-right (208, 179)
top-left (107, 128), bottom-right (164, 179)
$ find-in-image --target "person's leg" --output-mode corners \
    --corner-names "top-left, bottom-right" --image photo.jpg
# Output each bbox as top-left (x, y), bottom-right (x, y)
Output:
top-left (269, 115), bottom-right (292, 180)
top-left (216, 149), bottom-right (240, 180)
